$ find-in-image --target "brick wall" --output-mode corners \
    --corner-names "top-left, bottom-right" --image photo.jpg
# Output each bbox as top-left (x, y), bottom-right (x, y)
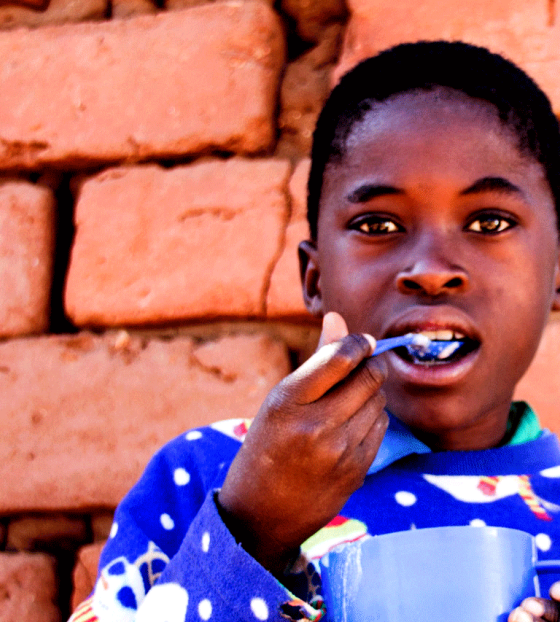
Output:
top-left (0, 1), bottom-right (559, 619)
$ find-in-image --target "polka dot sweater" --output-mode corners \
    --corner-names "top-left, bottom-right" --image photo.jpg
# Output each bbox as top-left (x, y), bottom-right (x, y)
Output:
top-left (70, 419), bottom-right (560, 622)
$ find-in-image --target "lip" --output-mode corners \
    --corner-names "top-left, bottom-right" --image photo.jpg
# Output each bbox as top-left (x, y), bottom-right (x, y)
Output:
top-left (388, 346), bottom-right (480, 387)
top-left (381, 306), bottom-right (482, 343)
top-left (381, 306), bottom-right (482, 387)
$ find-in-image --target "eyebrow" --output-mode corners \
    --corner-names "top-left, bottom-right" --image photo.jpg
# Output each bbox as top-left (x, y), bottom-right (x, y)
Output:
top-left (460, 176), bottom-right (523, 197)
top-left (346, 176), bottom-right (524, 203)
top-left (346, 184), bottom-right (402, 203)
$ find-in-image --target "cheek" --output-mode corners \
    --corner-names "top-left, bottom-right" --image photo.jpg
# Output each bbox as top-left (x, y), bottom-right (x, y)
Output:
top-left (485, 252), bottom-right (555, 364)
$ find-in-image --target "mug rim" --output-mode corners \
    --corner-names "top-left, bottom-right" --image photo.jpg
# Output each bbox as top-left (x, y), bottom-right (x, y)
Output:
top-left (320, 524), bottom-right (535, 565)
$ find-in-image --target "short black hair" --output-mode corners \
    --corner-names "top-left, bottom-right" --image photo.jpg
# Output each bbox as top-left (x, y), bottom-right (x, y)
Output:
top-left (307, 40), bottom-right (560, 240)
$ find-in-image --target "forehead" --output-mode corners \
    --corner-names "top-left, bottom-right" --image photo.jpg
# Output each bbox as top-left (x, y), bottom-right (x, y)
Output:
top-left (322, 89), bottom-right (550, 204)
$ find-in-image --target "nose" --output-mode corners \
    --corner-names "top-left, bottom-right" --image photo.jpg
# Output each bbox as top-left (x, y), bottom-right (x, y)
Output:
top-left (396, 243), bottom-right (469, 297)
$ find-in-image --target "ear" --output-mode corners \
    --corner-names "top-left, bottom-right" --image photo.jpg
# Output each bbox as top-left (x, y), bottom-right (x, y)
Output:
top-left (553, 250), bottom-right (560, 311)
top-left (298, 240), bottom-right (324, 317)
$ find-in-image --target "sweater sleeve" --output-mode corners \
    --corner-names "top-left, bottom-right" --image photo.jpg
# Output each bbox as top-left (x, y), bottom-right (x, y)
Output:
top-left (69, 426), bottom-right (325, 622)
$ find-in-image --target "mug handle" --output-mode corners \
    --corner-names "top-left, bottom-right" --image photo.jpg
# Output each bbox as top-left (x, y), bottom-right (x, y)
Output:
top-left (535, 559), bottom-right (560, 590)
top-left (534, 561), bottom-right (560, 597)
top-left (535, 560), bottom-right (560, 572)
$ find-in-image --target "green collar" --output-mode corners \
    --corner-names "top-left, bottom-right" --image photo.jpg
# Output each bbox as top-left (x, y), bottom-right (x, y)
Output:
top-left (502, 401), bottom-right (542, 446)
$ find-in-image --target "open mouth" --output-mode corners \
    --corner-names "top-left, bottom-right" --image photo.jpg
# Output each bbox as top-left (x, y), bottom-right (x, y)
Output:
top-left (396, 330), bottom-right (479, 365)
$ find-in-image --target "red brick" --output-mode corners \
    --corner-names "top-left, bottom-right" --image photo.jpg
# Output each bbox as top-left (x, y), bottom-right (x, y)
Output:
top-left (165, 0), bottom-right (209, 9)
top-left (281, 0), bottom-right (345, 43)
top-left (91, 512), bottom-right (114, 542)
top-left (0, 330), bottom-right (290, 512)
top-left (334, 0), bottom-right (560, 113)
top-left (0, 2), bottom-right (284, 169)
top-left (0, 0), bottom-right (105, 31)
top-left (0, 180), bottom-right (54, 337)
top-left (65, 158), bottom-right (290, 326)
top-left (0, 1), bottom-right (48, 8)
top-left (6, 515), bottom-right (88, 553)
top-left (277, 26), bottom-right (341, 159)
top-left (165, 0), bottom-right (276, 8)
top-left (112, 0), bottom-right (157, 18)
top-left (514, 316), bottom-right (560, 436)
top-left (267, 158), bottom-right (315, 319)
top-left (70, 543), bottom-right (104, 612)
top-left (0, 552), bottom-right (60, 622)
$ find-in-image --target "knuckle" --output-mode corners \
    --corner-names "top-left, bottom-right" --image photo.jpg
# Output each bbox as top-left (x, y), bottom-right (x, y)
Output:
top-left (313, 436), bottom-right (348, 471)
top-left (261, 382), bottom-right (298, 419)
top-left (301, 419), bottom-right (326, 446)
top-left (330, 334), bottom-right (370, 371)
top-left (372, 390), bottom-right (387, 411)
top-left (365, 359), bottom-right (388, 386)
top-left (359, 391), bottom-right (387, 421)
top-left (262, 388), bottom-right (285, 416)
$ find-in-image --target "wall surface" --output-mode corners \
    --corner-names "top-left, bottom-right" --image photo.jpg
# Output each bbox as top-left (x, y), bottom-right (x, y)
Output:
top-left (0, 0), bottom-right (559, 620)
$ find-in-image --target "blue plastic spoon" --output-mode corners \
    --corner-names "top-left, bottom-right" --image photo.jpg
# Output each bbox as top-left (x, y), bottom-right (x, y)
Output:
top-left (371, 333), bottom-right (463, 360)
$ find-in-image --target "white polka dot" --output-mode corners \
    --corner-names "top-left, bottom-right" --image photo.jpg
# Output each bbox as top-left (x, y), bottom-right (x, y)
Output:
top-left (186, 430), bottom-right (203, 441)
top-left (540, 466), bottom-right (560, 478)
top-left (198, 599), bottom-right (212, 620)
top-left (395, 491), bottom-right (417, 507)
top-left (470, 519), bottom-right (487, 527)
top-left (109, 522), bottom-right (118, 538)
top-left (135, 583), bottom-right (188, 622)
top-left (536, 533), bottom-right (552, 552)
top-left (174, 468), bottom-right (191, 486)
top-left (160, 513), bottom-right (175, 530)
top-left (250, 598), bottom-right (269, 620)
top-left (201, 531), bottom-right (210, 553)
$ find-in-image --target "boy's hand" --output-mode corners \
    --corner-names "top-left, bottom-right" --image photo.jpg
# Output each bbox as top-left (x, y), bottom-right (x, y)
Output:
top-left (509, 583), bottom-right (560, 622)
top-left (217, 312), bottom-right (389, 577)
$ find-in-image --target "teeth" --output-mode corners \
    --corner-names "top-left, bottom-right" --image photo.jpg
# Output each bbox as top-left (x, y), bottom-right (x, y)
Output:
top-left (416, 330), bottom-right (465, 341)
top-left (436, 342), bottom-right (463, 359)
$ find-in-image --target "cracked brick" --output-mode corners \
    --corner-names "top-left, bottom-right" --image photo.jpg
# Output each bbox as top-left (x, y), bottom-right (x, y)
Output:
top-left (267, 158), bottom-right (315, 320)
top-left (65, 158), bottom-right (291, 326)
top-left (0, 331), bottom-right (290, 512)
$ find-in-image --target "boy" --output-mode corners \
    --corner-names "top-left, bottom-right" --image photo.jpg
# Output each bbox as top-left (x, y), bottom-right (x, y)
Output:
top-left (70, 41), bottom-right (560, 622)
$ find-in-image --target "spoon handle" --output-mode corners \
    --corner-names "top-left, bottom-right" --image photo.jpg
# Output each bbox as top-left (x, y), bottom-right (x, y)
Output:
top-left (371, 333), bottom-right (427, 356)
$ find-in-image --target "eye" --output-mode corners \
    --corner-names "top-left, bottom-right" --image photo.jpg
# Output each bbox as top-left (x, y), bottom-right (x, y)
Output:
top-left (349, 215), bottom-right (404, 235)
top-left (465, 212), bottom-right (518, 234)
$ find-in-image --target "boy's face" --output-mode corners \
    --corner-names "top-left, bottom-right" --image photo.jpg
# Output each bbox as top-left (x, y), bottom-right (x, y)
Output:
top-left (300, 90), bottom-right (560, 450)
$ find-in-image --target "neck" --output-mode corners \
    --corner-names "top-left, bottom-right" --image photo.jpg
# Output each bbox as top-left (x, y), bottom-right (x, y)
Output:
top-left (405, 404), bottom-right (513, 452)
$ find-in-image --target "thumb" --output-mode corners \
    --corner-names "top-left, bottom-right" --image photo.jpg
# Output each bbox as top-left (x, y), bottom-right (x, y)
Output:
top-left (317, 311), bottom-right (349, 349)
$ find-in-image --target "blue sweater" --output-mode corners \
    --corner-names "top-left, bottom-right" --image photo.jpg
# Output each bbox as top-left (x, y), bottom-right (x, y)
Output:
top-left (70, 415), bottom-right (560, 622)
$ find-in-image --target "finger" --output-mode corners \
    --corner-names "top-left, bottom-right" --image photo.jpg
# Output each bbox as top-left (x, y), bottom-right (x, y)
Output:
top-left (352, 397), bottom-right (389, 467)
top-left (509, 606), bottom-right (537, 622)
top-left (539, 598), bottom-right (560, 622)
top-left (288, 333), bottom-right (376, 404)
top-left (317, 312), bottom-right (350, 349)
top-left (318, 355), bottom-right (387, 425)
top-left (322, 400), bottom-right (389, 493)
top-left (518, 597), bottom-right (560, 622)
top-left (550, 582), bottom-right (560, 602)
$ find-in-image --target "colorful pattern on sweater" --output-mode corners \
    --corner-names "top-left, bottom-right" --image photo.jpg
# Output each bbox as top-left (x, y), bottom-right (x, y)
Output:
top-left (69, 418), bottom-right (560, 622)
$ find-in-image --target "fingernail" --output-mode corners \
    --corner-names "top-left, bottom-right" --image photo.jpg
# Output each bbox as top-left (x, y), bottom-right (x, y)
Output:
top-left (511, 608), bottom-right (534, 622)
top-left (364, 334), bottom-right (376, 352)
top-left (523, 598), bottom-right (544, 618)
top-left (550, 582), bottom-right (560, 600)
